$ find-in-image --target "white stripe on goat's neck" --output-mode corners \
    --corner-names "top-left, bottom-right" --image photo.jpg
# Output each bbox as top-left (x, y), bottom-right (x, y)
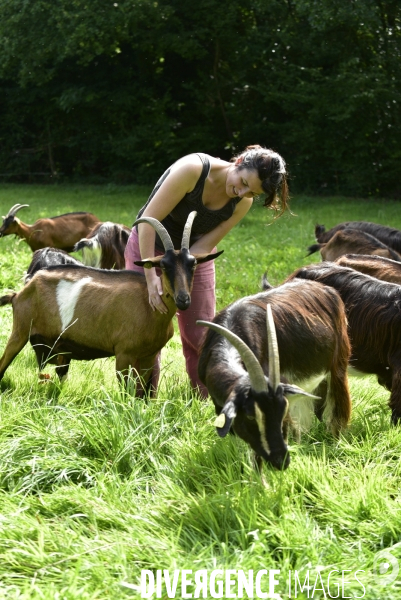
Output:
top-left (254, 403), bottom-right (270, 456)
top-left (56, 277), bottom-right (92, 330)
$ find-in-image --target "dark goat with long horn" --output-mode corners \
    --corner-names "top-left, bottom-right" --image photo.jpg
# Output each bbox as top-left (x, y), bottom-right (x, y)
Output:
top-left (197, 280), bottom-right (351, 470)
top-left (0, 203), bottom-right (101, 252)
top-left (0, 211), bottom-right (222, 394)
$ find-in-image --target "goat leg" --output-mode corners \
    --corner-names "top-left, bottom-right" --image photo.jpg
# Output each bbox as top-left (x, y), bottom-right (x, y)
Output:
top-left (55, 355), bottom-right (72, 381)
top-left (0, 329), bottom-right (29, 381)
top-left (388, 362), bottom-right (401, 424)
top-left (115, 354), bottom-right (157, 398)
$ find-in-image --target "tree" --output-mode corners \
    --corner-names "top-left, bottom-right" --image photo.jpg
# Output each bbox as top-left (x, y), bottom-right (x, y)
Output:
top-left (0, 0), bottom-right (400, 196)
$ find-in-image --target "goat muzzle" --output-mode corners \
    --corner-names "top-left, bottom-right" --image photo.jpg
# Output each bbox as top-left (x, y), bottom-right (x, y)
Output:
top-left (175, 292), bottom-right (191, 311)
top-left (269, 450), bottom-right (290, 470)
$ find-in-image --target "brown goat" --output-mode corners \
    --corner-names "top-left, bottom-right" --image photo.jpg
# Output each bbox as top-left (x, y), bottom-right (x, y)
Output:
top-left (335, 254), bottom-right (401, 284)
top-left (315, 221), bottom-right (401, 254)
top-left (0, 204), bottom-right (101, 252)
top-left (0, 212), bottom-right (222, 395)
top-left (307, 227), bottom-right (401, 262)
top-left (73, 221), bottom-right (131, 269)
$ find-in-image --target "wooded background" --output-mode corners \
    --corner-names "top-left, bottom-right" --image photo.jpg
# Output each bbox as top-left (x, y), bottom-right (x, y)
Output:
top-left (0, 0), bottom-right (399, 197)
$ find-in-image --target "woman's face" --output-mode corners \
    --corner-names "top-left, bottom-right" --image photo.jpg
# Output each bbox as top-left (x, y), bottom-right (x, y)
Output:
top-left (226, 166), bottom-right (264, 199)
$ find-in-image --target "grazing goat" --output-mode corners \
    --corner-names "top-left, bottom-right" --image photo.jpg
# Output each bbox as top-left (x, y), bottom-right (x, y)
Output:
top-left (335, 254), bottom-right (401, 284)
top-left (314, 221), bottom-right (401, 254)
top-left (0, 212), bottom-right (222, 394)
top-left (73, 221), bottom-right (131, 270)
top-left (307, 228), bottom-right (401, 262)
top-left (0, 204), bottom-right (101, 252)
top-left (288, 262), bottom-right (401, 424)
top-left (197, 280), bottom-right (351, 470)
top-left (25, 248), bottom-right (83, 282)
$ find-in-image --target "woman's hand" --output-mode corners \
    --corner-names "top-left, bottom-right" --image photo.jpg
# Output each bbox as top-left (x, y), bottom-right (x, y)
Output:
top-left (146, 271), bottom-right (168, 314)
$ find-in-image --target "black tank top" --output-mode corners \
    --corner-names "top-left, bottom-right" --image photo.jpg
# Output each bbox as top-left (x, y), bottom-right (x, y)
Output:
top-left (136, 153), bottom-right (242, 251)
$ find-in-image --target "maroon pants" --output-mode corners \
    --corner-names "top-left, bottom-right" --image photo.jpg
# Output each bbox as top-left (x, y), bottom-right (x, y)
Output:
top-left (124, 228), bottom-right (216, 398)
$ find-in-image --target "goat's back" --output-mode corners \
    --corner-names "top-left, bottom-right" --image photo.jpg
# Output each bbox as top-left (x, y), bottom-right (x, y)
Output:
top-left (288, 262), bottom-right (401, 365)
top-left (319, 228), bottom-right (401, 262)
top-left (29, 213), bottom-right (101, 251)
top-left (335, 254), bottom-right (401, 284)
top-left (25, 248), bottom-right (82, 282)
top-left (16, 265), bottom-right (173, 356)
top-left (316, 221), bottom-right (401, 253)
top-left (199, 279), bottom-right (349, 384)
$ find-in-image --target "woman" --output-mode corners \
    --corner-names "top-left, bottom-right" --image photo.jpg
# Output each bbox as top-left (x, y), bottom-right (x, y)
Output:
top-left (125, 144), bottom-right (289, 398)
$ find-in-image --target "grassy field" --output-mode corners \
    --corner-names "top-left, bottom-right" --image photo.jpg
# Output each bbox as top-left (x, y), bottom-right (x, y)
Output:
top-left (0, 184), bottom-right (401, 599)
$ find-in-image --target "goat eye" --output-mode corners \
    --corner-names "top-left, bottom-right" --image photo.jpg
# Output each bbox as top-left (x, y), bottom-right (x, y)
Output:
top-left (246, 415), bottom-right (255, 421)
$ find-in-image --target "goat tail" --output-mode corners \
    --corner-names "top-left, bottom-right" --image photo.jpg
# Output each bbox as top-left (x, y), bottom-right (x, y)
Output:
top-left (306, 243), bottom-right (323, 257)
top-left (0, 293), bottom-right (16, 306)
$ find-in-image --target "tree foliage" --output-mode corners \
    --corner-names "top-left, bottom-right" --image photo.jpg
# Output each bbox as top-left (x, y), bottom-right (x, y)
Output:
top-left (0, 0), bottom-right (400, 196)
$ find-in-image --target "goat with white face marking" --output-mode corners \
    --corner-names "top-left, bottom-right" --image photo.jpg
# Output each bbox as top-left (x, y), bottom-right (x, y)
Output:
top-left (197, 280), bottom-right (352, 470)
top-left (0, 212), bottom-right (222, 394)
top-left (0, 204), bottom-right (101, 252)
top-left (73, 221), bottom-right (131, 269)
top-left (307, 228), bottom-right (401, 262)
top-left (288, 262), bottom-right (401, 424)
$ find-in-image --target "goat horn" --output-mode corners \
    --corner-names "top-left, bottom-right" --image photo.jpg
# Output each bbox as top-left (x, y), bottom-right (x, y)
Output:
top-left (196, 320), bottom-right (267, 393)
top-left (133, 217), bottom-right (174, 252)
top-left (266, 304), bottom-right (280, 392)
top-left (6, 204), bottom-right (29, 217)
top-left (181, 211), bottom-right (197, 250)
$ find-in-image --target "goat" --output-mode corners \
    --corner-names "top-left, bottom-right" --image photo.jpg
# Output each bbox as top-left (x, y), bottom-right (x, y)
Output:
top-left (334, 254), bottom-right (401, 284)
top-left (197, 280), bottom-right (351, 470)
top-left (307, 227), bottom-right (401, 262)
top-left (0, 211), bottom-right (222, 394)
top-left (25, 248), bottom-right (83, 282)
top-left (73, 221), bottom-right (131, 270)
top-left (288, 261), bottom-right (401, 424)
top-left (314, 221), bottom-right (401, 254)
top-left (0, 204), bottom-right (101, 252)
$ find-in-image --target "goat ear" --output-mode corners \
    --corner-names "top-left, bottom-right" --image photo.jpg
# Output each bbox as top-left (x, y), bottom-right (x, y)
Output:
top-left (282, 383), bottom-right (321, 400)
top-left (214, 399), bottom-right (237, 438)
top-left (134, 257), bottom-right (162, 269)
top-left (194, 250), bottom-right (224, 264)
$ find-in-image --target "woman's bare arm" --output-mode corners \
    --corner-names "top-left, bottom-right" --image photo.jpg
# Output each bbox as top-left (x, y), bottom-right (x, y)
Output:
top-left (189, 196), bottom-right (253, 254)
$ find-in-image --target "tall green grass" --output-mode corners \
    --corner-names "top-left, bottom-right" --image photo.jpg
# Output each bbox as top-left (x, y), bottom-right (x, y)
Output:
top-left (0, 185), bottom-right (400, 599)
